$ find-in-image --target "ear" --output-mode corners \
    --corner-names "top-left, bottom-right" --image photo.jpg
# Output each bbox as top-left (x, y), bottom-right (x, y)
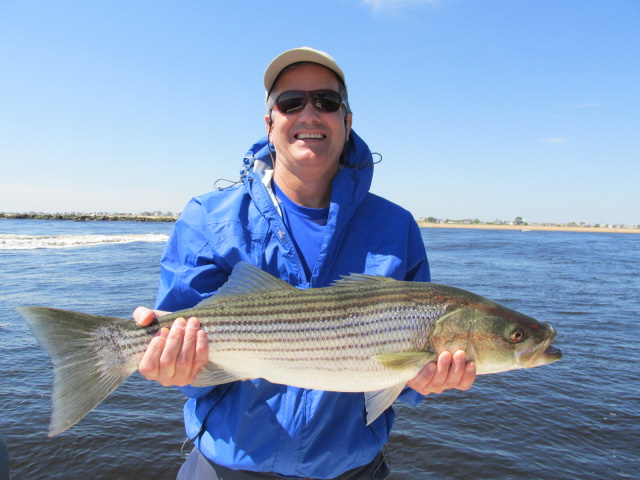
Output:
top-left (264, 113), bottom-right (272, 138)
top-left (344, 113), bottom-right (353, 141)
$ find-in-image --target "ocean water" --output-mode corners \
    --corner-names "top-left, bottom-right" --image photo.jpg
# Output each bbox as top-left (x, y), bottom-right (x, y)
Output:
top-left (0, 219), bottom-right (638, 479)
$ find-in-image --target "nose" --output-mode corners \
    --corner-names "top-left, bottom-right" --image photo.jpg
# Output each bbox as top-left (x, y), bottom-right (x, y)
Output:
top-left (297, 98), bottom-right (323, 121)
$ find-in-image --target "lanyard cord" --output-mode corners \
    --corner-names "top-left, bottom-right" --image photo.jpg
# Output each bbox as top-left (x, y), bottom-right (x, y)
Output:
top-left (180, 383), bottom-right (234, 457)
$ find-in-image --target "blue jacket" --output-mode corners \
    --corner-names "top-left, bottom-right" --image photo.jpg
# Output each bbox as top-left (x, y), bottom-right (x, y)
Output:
top-left (155, 131), bottom-right (431, 479)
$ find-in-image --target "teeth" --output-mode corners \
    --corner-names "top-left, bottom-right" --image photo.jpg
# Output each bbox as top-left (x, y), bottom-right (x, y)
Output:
top-left (296, 133), bottom-right (325, 139)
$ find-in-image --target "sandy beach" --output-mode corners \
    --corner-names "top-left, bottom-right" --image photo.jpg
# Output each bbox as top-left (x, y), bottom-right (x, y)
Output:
top-left (417, 222), bottom-right (640, 234)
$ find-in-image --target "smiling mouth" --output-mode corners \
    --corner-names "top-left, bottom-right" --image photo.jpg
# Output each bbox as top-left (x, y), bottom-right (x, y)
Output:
top-left (295, 133), bottom-right (326, 140)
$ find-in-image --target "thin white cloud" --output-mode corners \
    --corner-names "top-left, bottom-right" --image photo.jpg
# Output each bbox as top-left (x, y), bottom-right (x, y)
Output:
top-left (563, 102), bottom-right (606, 109)
top-left (559, 102), bottom-right (607, 109)
top-left (361, 0), bottom-right (439, 12)
top-left (575, 102), bottom-right (606, 108)
top-left (538, 138), bottom-right (567, 145)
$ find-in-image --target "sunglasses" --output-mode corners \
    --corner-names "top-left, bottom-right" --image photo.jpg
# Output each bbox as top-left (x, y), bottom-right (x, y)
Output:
top-left (273, 89), bottom-right (344, 114)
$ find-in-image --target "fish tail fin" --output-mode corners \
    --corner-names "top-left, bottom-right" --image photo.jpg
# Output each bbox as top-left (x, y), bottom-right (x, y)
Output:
top-left (15, 306), bottom-right (139, 436)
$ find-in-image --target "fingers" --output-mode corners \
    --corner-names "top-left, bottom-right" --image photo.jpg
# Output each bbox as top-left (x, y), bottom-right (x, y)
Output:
top-left (175, 318), bottom-right (209, 377)
top-left (458, 359), bottom-right (477, 392)
top-left (133, 307), bottom-right (170, 326)
top-left (194, 329), bottom-right (210, 372)
top-left (138, 317), bottom-right (209, 387)
top-left (139, 327), bottom-right (169, 380)
top-left (159, 318), bottom-right (188, 381)
top-left (133, 306), bottom-right (156, 326)
top-left (431, 350), bottom-right (465, 393)
top-left (406, 361), bottom-right (436, 393)
top-left (408, 350), bottom-right (476, 396)
top-left (176, 317), bottom-right (199, 368)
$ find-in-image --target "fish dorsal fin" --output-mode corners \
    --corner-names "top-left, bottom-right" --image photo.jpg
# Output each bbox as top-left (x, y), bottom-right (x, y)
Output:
top-left (197, 262), bottom-right (294, 306)
top-left (331, 273), bottom-right (398, 288)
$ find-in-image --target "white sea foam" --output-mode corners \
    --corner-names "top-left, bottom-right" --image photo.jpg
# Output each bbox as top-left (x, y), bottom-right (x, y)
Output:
top-left (0, 233), bottom-right (169, 250)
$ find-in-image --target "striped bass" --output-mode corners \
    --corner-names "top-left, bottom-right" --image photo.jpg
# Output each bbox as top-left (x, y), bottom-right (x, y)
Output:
top-left (16, 262), bottom-right (562, 437)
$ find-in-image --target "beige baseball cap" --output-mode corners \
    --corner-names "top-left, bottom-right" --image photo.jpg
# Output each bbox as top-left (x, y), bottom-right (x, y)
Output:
top-left (264, 47), bottom-right (346, 95)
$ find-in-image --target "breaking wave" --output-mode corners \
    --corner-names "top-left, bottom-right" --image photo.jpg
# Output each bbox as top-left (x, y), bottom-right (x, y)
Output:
top-left (0, 233), bottom-right (169, 250)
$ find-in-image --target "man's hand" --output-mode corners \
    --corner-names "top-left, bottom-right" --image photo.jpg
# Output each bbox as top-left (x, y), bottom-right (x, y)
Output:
top-left (408, 350), bottom-right (476, 395)
top-left (133, 307), bottom-right (209, 387)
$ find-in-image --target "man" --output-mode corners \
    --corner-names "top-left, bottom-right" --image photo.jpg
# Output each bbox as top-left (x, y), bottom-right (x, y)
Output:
top-left (134, 47), bottom-right (476, 479)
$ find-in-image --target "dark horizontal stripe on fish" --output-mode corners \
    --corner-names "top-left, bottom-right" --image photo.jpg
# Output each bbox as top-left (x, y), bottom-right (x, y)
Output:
top-left (213, 336), bottom-right (416, 356)
top-left (193, 300), bottom-right (442, 328)
top-left (192, 284), bottom-right (441, 319)
top-left (203, 318), bottom-right (424, 339)
top-left (200, 318), bottom-right (431, 348)
top-left (212, 352), bottom-right (392, 364)
top-left (204, 327), bottom-right (426, 358)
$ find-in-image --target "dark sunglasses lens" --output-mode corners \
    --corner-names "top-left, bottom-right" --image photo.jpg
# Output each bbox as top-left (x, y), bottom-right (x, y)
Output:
top-left (312, 90), bottom-right (342, 112)
top-left (276, 90), bottom-right (343, 114)
top-left (277, 92), bottom-right (306, 113)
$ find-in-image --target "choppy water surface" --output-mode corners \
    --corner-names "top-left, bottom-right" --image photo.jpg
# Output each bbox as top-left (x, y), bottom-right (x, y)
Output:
top-left (1, 220), bottom-right (638, 479)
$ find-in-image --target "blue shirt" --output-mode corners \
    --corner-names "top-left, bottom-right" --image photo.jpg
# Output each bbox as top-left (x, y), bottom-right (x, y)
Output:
top-left (155, 131), bottom-right (430, 478)
top-left (273, 180), bottom-right (328, 281)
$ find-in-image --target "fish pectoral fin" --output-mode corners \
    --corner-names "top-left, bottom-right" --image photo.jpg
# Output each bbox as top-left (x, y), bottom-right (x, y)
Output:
top-left (191, 361), bottom-right (248, 387)
top-left (364, 383), bottom-right (406, 425)
top-left (372, 352), bottom-right (435, 370)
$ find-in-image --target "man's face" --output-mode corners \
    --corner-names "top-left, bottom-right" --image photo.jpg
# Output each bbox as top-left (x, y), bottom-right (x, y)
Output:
top-left (265, 63), bottom-right (353, 182)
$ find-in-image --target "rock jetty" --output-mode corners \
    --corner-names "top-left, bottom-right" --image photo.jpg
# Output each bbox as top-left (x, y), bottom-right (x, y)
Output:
top-left (1, 213), bottom-right (177, 222)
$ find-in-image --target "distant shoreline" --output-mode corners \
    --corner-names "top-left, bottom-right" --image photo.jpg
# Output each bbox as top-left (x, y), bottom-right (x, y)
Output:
top-left (0, 213), bottom-right (178, 222)
top-left (2, 214), bottom-right (638, 233)
top-left (418, 222), bottom-right (640, 234)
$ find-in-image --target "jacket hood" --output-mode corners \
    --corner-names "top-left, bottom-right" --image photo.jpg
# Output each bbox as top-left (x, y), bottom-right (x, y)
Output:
top-left (239, 130), bottom-right (376, 287)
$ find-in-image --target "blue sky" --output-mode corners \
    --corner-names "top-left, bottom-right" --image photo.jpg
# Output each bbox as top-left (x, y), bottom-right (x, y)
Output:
top-left (1, 0), bottom-right (638, 225)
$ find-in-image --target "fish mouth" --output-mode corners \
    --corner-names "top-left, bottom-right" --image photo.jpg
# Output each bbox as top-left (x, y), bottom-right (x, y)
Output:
top-left (533, 327), bottom-right (562, 365)
top-left (543, 326), bottom-right (562, 360)
top-left (521, 326), bottom-right (562, 367)
top-left (542, 344), bottom-right (562, 360)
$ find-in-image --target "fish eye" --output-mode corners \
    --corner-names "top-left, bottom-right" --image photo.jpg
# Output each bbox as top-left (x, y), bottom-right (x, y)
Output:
top-left (511, 328), bottom-right (526, 343)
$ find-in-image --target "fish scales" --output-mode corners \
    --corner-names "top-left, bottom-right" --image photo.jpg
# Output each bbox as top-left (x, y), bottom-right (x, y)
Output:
top-left (159, 284), bottom-right (444, 391)
top-left (184, 286), bottom-right (439, 363)
top-left (16, 261), bottom-right (562, 436)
